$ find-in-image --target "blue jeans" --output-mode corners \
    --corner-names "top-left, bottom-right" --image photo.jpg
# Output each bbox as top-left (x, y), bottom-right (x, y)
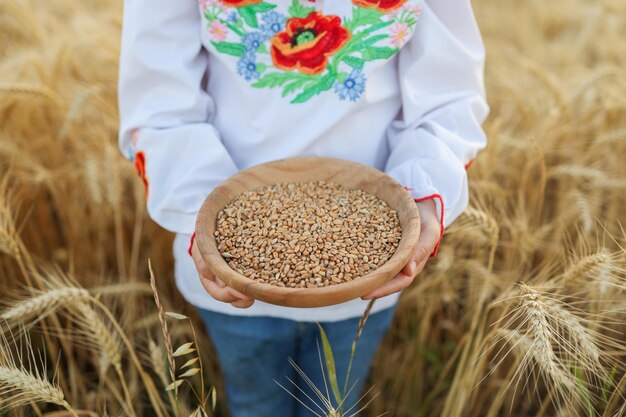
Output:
top-left (197, 305), bottom-right (397, 417)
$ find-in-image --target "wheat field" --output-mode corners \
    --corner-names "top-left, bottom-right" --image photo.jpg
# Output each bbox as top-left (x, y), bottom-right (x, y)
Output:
top-left (1, 0), bottom-right (625, 416)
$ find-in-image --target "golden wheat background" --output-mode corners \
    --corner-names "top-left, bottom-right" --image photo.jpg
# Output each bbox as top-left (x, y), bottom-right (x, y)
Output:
top-left (1, 0), bottom-right (625, 416)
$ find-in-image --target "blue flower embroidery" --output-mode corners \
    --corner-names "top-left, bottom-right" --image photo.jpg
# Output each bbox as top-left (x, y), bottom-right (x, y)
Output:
top-left (226, 11), bottom-right (238, 23)
top-left (242, 32), bottom-right (265, 52)
top-left (334, 70), bottom-right (366, 101)
top-left (260, 11), bottom-right (286, 37)
top-left (237, 54), bottom-right (260, 81)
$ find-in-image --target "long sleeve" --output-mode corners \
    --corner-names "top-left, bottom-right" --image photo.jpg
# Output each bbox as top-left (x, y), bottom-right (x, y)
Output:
top-left (385, 0), bottom-right (489, 232)
top-left (118, 0), bottom-right (239, 234)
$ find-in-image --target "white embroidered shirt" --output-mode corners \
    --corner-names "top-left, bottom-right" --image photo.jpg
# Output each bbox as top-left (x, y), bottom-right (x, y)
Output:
top-left (118, 0), bottom-right (489, 321)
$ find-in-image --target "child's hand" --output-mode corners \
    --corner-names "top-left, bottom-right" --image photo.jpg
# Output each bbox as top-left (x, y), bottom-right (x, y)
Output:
top-left (361, 199), bottom-right (441, 300)
top-left (191, 238), bottom-right (255, 309)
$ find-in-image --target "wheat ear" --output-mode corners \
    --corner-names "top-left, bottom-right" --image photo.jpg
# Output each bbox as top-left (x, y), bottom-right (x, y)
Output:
top-left (1, 287), bottom-right (91, 324)
top-left (148, 260), bottom-right (176, 386)
top-left (519, 285), bottom-right (578, 393)
top-left (0, 332), bottom-right (77, 416)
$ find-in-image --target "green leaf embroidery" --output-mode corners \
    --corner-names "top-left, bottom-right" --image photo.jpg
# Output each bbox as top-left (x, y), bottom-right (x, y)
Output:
top-left (224, 21), bottom-right (245, 37)
top-left (257, 43), bottom-right (269, 54)
top-left (355, 19), bottom-right (395, 37)
top-left (256, 63), bottom-right (267, 73)
top-left (203, 8), bottom-right (219, 22)
top-left (252, 72), bottom-right (316, 89)
top-left (211, 41), bottom-right (245, 57)
top-left (351, 34), bottom-right (388, 50)
top-left (342, 56), bottom-right (365, 70)
top-left (288, 0), bottom-right (315, 19)
top-left (334, 23), bottom-right (392, 66)
top-left (394, 10), bottom-right (418, 27)
top-left (291, 72), bottom-right (336, 103)
top-left (337, 72), bottom-right (349, 83)
top-left (403, 16), bottom-right (418, 27)
top-left (344, 7), bottom-right (382, 31)
top-left (237, 2), bottom-right (277, 29)
top-left (249, 2), bottom-right (277, 13)
top-left (238, 6), bottom-right (259, 28)
top-left (281, 78), bottom-right (315, 97)
top-left (362, 46), bottom-right (398, 61)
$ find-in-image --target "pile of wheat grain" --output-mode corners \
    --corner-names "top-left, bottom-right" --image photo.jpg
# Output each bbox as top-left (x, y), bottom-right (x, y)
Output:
top-left (215, 181), bottom-right (401, 287)
top-left (0, 0), bottom-right (625, 416)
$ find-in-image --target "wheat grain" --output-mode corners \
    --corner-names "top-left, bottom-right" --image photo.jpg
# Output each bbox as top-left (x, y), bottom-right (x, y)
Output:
top-left (215, 181), bottom-right (401, 287)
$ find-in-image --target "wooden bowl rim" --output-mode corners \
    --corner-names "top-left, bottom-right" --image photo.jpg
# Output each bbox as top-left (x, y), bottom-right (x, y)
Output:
top-left (195, 157), bottom-right (420, 307)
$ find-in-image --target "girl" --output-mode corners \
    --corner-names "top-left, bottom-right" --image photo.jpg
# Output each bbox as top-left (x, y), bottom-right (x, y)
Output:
top-left (117, 0), bottom-right (488, 415)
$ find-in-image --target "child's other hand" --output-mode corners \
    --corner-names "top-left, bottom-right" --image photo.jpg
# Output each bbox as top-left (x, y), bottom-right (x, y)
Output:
top-left (361, 199), bottom-right (441, 300)
top-left (191, 238), bottom-right (255, 309)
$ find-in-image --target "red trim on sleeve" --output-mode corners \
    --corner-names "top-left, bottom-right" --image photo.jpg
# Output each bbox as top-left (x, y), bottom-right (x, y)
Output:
top-left (464, 159), bottom-right (474, 170)
top-left (188, 232), bottom-right (196, 257)
top-left (133, 151), bottom-right (149, 198)
top-left (413, 194), bottom-right (444, 257)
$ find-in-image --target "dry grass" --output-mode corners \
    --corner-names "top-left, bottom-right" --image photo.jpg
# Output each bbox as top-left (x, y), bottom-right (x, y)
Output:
top-left (1, 0), bottom-right (625, 415)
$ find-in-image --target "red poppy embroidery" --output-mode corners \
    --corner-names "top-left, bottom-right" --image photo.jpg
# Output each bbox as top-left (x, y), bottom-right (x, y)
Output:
top-left (220, 0), bottom-right (263, 7)
top-left (134, 151), bottom-right (149, 198)
top-left (270, 12), bottom-right (351, 75)
top-left (352, 0), bottom-right (407, 13)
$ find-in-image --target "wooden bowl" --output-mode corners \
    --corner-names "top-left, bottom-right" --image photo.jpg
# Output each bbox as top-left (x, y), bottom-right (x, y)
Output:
top-left (195, 157), bottom-right (420, 308)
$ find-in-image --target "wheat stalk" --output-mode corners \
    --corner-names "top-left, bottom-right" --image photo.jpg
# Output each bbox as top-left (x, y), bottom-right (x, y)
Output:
top-left (560, 251), bottom-right (611, 282)
top-left (149, 339), bottom-right (182, 417)
top-left (148, 260), bottom-right (176, 387)
top-left (0, 331), bottom-right (78, 416)
top-left (72, 302), bottom-right (122, 376)
top-left (0, 366), bottom-right (76, 415)
top-left (519, 285), bottom-right (578, 392)
top-left (543, 299), bottom-right (604, 376)
top-left (90, 282), bottom-right (154, 297)
top-left (0, 177), bottom-right (21, 259)
top-left (1, 287), bottom-right (91, 324)
top-left (343, 299), bottom-right (376, 397)
top-left (0, 83), bottom-right (63, 105)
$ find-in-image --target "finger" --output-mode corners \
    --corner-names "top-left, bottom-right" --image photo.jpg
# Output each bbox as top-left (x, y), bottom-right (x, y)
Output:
top-left (213, 276), bottom-right (253, 301)
top-left (191, 241), bottom-right (215, 281)
top-left (401, 245), bottom-right (430, 276)
top-left (413, 256), bottom-right (429, 276)
top-left (225, 285), bottom-right (253, 302)
top-left (361, 272), bottom-right (414, 300)
top-left (405, 249), bottom-right (430, 277)
top-left (401, 221), bottom-right (441, 276)
top-left (200, 277), bottom-right (241, 303)
top-left (231, 298), bottom-right (255, 309)
top-left (194, 240), bottom-right (254, 303)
